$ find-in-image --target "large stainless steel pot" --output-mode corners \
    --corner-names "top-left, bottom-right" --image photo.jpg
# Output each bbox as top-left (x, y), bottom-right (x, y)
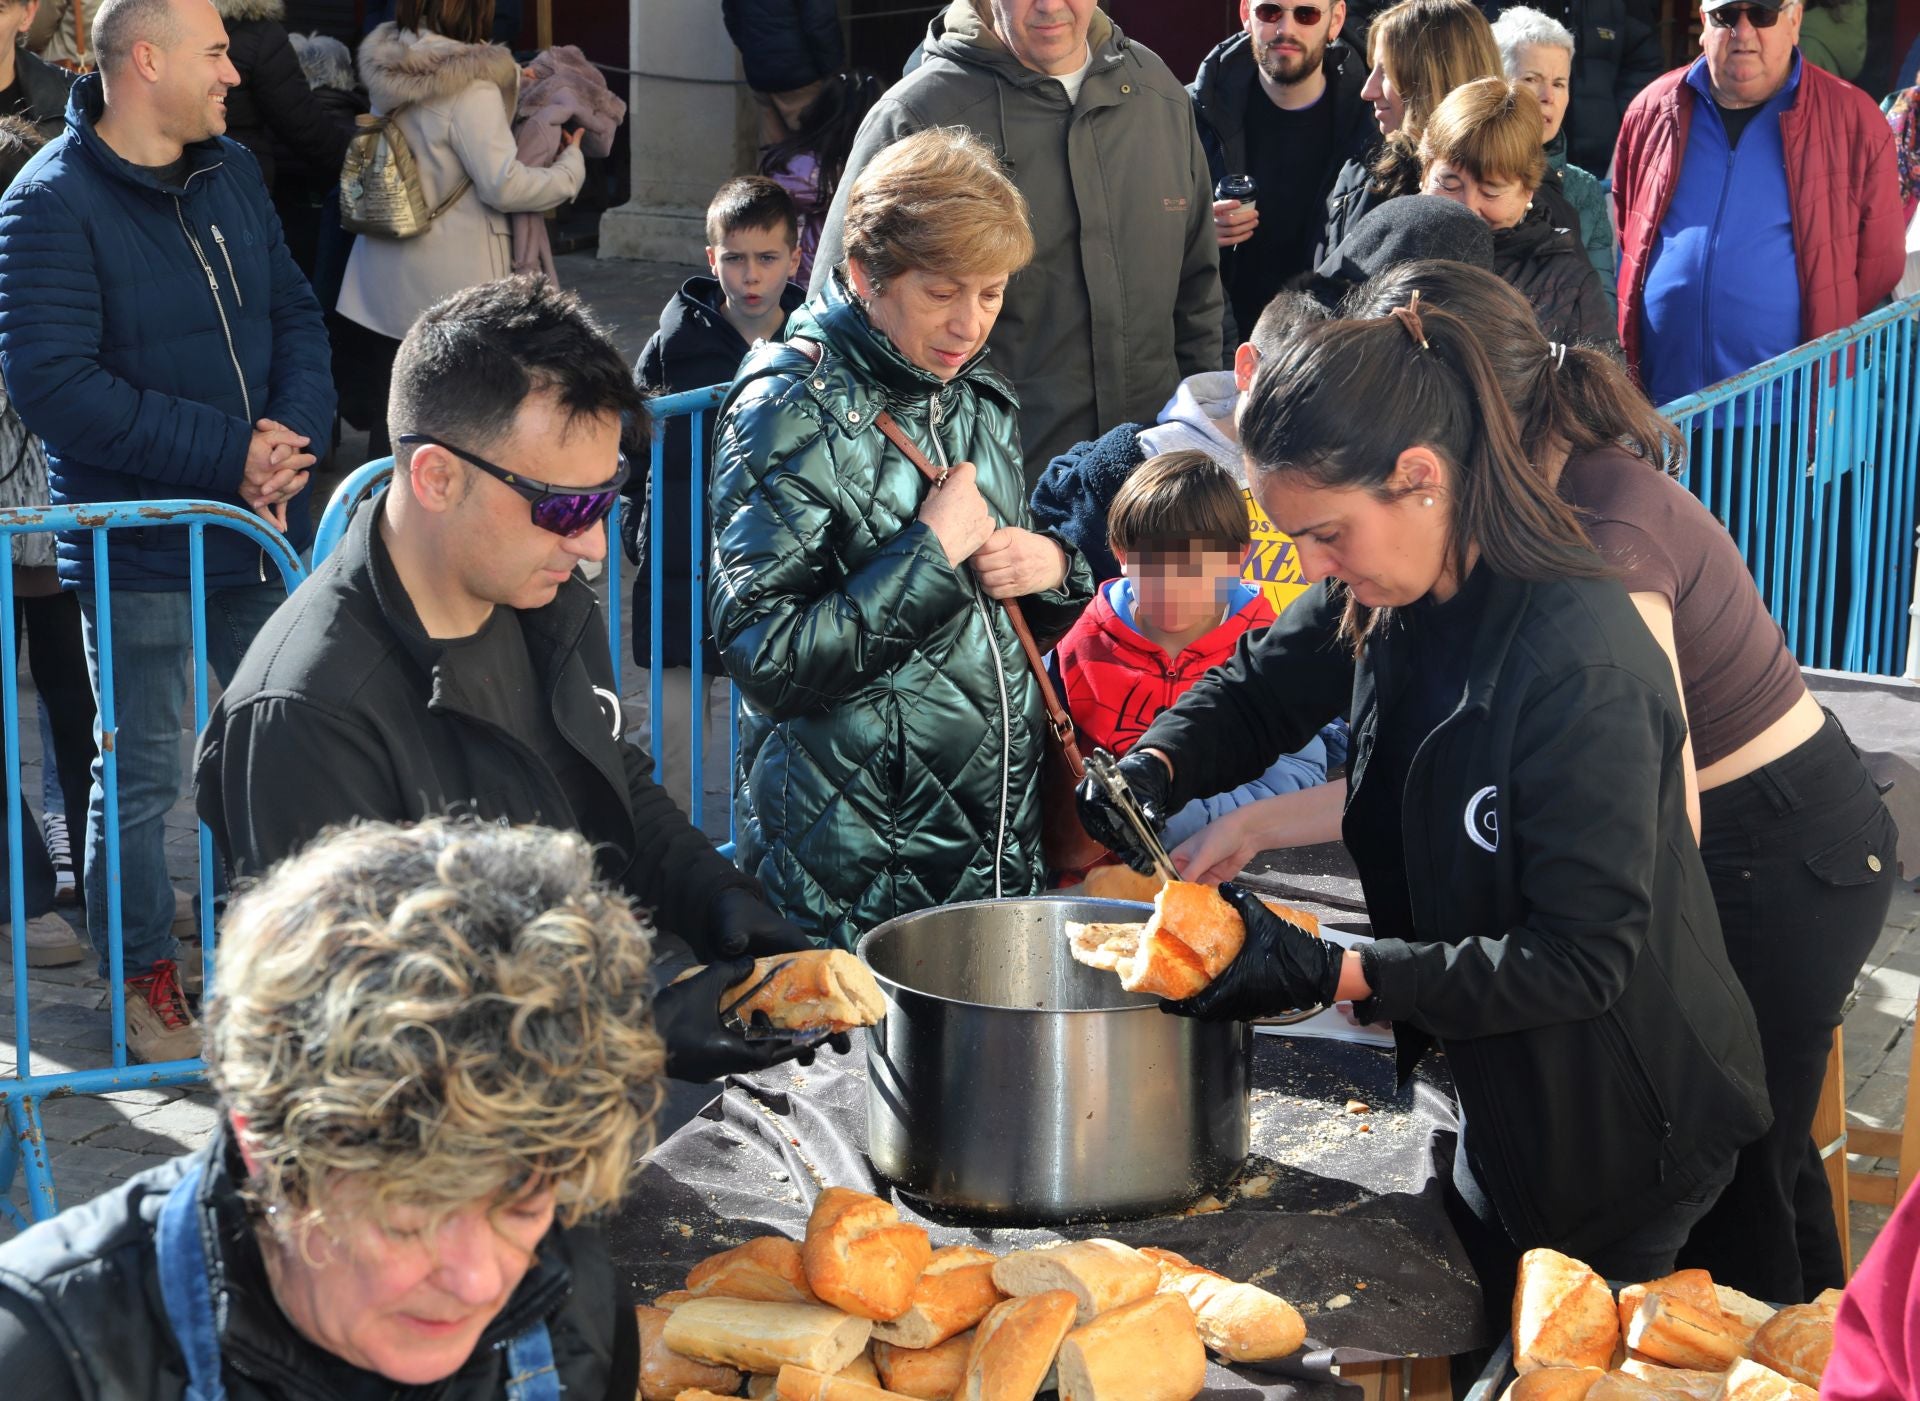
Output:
top-left (857, 897), bottom-right (1252, 1224)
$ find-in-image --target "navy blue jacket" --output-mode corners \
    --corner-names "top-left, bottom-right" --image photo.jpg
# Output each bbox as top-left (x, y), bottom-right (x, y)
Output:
top-left (0, 76), bottom-right (335, 590)
top-left (1028, 421), bottom-right (1147, 587)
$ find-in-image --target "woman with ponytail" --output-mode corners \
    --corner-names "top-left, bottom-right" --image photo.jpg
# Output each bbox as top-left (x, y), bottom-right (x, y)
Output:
top-left (1077, 296), bottom-right (1771, 1288)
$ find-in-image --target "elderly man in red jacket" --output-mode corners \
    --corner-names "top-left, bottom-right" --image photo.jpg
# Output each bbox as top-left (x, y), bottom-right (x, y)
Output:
top-left (1612, 0), bottom-right (1902, 400)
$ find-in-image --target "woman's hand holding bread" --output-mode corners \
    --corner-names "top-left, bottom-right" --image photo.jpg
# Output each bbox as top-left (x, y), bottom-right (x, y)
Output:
top-left (1161, 882), bottom-right (1347, 1022)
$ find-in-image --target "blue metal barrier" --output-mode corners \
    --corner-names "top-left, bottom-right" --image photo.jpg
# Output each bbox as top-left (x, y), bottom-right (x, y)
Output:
top-left (0, 502), bottom-right (306, 1225)
top-left (1660, 294), bottom-right (1920, 677)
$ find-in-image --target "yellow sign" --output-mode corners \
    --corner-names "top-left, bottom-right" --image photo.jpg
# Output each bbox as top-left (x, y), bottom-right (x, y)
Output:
top-left (1242, 488), bottom-right (1307, 612)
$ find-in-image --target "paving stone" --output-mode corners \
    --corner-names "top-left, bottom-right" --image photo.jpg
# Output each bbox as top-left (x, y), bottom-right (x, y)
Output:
top-left (34, 1094), bottom-right (137, 1142)
top-left (84, 1121), bottom-right (202, 1158)
top-left (130, 1096), bottom-right (220, 1137)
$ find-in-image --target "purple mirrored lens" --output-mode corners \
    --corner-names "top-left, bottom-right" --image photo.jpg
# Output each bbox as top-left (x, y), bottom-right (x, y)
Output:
top-left (531, 489), bottom-right (620, 537)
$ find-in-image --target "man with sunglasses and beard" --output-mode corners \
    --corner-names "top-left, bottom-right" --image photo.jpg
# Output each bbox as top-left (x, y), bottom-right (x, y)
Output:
top-left (1191, 0), bottom-right (1377, 340)
top-left (195, 275), bottom-right (827, 1086)
top-left (1613, 0), bottom-right (1901, 401)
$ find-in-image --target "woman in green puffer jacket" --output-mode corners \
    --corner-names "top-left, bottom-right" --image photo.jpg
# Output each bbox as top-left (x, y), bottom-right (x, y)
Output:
top-left (709, 128), bottom-right (1094, 949)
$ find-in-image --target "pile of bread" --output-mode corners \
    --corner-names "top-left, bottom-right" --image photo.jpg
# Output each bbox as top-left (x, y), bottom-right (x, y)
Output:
top-left (1068, 872), bottom-right (1320, 1002)
top-left (1507, 1248), bottom-right (1837, 1401)
top-left (638, 1185), bottom-right (1307, 1401)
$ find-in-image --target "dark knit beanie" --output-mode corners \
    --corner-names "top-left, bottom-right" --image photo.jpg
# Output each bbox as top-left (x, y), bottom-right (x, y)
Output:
top-left (1309, 195), bottom-right (1498, 307)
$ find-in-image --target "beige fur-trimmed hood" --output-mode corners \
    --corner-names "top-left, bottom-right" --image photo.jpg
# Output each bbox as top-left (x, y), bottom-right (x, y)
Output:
top-left (357, 22), bottom-right (518, 116)
top-left (211, 0), bottom-right (286, 21)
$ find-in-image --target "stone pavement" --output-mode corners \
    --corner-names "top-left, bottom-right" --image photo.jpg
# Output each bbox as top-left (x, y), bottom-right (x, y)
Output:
top-left (3, 253), bottom-right (1919, 1300)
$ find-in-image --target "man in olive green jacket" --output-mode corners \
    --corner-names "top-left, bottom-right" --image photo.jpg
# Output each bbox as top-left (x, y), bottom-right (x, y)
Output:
top-left (809, 0), bottom-right (1224, 483)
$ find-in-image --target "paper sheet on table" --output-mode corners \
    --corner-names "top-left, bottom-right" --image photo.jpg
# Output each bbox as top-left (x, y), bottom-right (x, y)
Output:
top-left (1254, 924), bottom-right (1394, 1047)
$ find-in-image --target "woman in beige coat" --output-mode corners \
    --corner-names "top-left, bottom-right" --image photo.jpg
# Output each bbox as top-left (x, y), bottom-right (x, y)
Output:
top-left (334, 0), bottom-right (584, 454)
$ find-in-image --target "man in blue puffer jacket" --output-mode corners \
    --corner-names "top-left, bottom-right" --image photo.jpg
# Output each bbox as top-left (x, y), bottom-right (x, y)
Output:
top-left (0, 0), bottom-right (334, 1063)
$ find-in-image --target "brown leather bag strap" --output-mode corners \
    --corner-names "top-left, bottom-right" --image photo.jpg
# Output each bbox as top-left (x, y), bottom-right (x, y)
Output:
top-left (787, 339), bottom-right (1086, 782)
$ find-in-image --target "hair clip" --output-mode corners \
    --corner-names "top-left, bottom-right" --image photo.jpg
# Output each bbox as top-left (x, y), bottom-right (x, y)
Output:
top-left (1389, 290), bottom-right (1429, 350)
top-left (1548, 342), bottom-right (1568, 371)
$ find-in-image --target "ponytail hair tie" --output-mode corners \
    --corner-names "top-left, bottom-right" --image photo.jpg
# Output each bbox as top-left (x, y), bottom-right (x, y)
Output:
top-left (1389, 290), bottom-right (1429, 351)
top-left (1548, 342), bottom-right (1568, 371)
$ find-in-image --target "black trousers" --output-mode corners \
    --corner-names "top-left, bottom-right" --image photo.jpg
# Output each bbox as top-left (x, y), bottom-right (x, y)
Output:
top-left (16, 590), bottom-right (96, 861)
top-left (1677, 713), bottom-right (1898, 1300)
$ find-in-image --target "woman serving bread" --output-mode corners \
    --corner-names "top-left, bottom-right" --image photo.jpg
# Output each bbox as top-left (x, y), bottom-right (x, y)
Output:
top-left (1076, 299), bottom-right (1772, 1293)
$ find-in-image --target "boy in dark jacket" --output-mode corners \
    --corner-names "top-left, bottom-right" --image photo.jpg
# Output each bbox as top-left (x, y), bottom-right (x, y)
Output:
top-left (626, 175), bottom-right (802, 815)
top-left (1045, 451), bottom-right (1332, 881)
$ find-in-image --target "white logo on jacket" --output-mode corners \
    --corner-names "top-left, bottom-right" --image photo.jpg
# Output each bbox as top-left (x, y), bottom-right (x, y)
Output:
top-left (1464, 785), bottom-right (1499, 852)
top-left (593, 685), bottom-right (623, 739)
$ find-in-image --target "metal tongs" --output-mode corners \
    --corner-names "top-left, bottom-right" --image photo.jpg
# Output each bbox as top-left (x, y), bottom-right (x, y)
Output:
top-left (1086, 749), bottom-right (1179, 884)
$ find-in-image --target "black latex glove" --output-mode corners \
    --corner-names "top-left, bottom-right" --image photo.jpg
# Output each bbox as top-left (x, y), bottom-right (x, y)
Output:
top-left (654, 957), bottom-right (837, 1082)
top-left (707, 887), bottom-right (817, 959)
top-left (1161, 882), bottom-right (1344, 1022)
top-left (1072, 749), bottom-right (1174, 874)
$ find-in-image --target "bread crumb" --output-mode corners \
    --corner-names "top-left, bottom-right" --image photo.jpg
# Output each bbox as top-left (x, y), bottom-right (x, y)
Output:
top-left (1327, 1294), bottom-right (1353, 1310)
top-left (1358, 1123), bottom-right (1372, 1133)
top-left (1184, 1194), bottom-right (1227, 1215)
top-left (1237, 1174), bottom-right (1274, 1199)
top-left (1345, 1100), bottom-right (1370, 1115)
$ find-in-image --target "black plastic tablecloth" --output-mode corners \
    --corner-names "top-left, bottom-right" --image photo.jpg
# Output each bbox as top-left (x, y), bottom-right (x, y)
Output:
top-left (607, 1034), bottom-right (1494, 1398)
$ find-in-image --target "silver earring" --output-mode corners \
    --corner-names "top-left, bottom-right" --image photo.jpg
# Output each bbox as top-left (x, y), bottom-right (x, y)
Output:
top-left (1422, 495), bottom-right (1435, 507)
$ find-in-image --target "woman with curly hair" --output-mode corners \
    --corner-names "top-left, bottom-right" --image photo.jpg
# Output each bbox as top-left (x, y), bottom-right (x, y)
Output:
top-left (0, 819), bottom-right (666, 1399)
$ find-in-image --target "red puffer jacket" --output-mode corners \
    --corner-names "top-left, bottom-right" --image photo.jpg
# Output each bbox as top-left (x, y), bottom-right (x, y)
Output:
top-left (1613, 56), bottom-right (1904, 379)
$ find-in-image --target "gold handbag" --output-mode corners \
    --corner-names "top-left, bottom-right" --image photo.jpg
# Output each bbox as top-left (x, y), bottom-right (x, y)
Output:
top-left (339, 108), bottom-right (472, 239)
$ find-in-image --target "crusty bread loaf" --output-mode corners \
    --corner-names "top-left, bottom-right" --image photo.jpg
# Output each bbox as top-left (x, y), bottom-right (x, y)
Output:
top-left (655, 1290), bottom-right (695, 1309)
top-left (1054, 1293), bottom-right (1207, 1401)
top-left (1499, 1366), bottom-right (1607, 1401)
top-left (991, 1239), bottom-right (1162, 1326)
top-left (1713, 1286), bottom-right (1777, 1333)
top-left (1587, 1365), bottom-right (1725, 1401)
top-left (1515, 1249), bottom-right (1621, 1373)
top-left (802, 1187), bottom-right (934, 1322)
top-left (1720, 1356), bottom-right (1819, 1401)
top-left (676, 1392), bottom-right (743, 1401)
top-left (957, 1291), bottom-right (1079, 1401)
top-left (1138, 1246), bottom-right (1305, 1362)
top-left (774, 1364), bottom-right (918, 1400)
top-left (840, 1353), bottom-right (885, 1386)
top-left (1748, 1303), bottom-right (1833, 1387)
top-left (874, 1332), bottom-right (973, 1400)
top-left (725, 950), bottom-right (887, 1033)
top-left (1083, 866), bottom-right (1167, 902)
top-left (1616, 1270), bottom-right (1721, 1336)
top-left (870, 1245), bottom-right (1004, 1349)
top-left (1066, 921), bottom-right (1146, 974)
top-left (1118, 922), bottom-right (1213, 999)
top-left (750, 1377), bottom-right (778, 1400)
top-left (662, 1297), bottom-right (874, 1375)
top-left (1625, 1291), bottom-right (1749, 1371)
top-left (635, 1306), bottom-right (744, 1401)
top-left (687, 1235), bottom-right (819, 1304)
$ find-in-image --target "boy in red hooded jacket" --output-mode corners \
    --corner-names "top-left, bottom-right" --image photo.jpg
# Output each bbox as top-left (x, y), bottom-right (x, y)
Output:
top-left (1046, 450), bottom-right (1337, 880)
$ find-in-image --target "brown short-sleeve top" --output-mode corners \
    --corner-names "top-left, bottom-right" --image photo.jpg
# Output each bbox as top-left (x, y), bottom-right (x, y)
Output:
top-left (1557, 446), bottom-right (1805, 768)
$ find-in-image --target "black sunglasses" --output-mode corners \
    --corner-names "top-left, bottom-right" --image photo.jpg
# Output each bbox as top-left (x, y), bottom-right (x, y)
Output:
top-left (1253, 2), bottom-right (1328, 23)
top-left (1704, 4), bottom-right (1785, 26)
top-left (396, 433), bottom-right (630, 538)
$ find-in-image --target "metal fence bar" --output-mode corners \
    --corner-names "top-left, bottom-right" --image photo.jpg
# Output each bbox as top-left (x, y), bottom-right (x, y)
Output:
top-left (687, 408), bottom-right (708, 831)
top-left (0, 502), bottom-right (305, 1221)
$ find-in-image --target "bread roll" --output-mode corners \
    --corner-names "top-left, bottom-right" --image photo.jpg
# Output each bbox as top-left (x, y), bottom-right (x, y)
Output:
top-left (1626, 1291), bottom-right (1749, 1371)
top-left (662, 1297), bottom-right (874, 1375)
top-left (655, 1290), bottom-right (695, 1309)
top-left (957, 1291), bottom-right (1079, 1401)
top-left (1587, 1365), bottom-right (1725, 1401)
top-left (688, 1235), bottom-right (819, 1304)
top-left (1748, 1304), bottom-right (1833, 1387)
top-left (802, 1187), bottom-right (934, 1321)
top-left (1122, 882), bottom-right (1244, 992)
top-left (870, 1245), bottom-right (1004, 1349)
top-left (675, 1392), bottom-right (743, 1401)
top-left (1083, 866), bottom-right (1166, 902)
top-left (1719, 1356), bottom-right (1819, 1401)
top-left (1713, 1286), bottom-right (1776, 1333)
top-left (636, 1306), bottom-right (744, 1401)
top-left (874, 1332), bottom-right (972, 1400)
top-left (1515, 1249), bottom-right (1621, 1373)
top-left (991, 1239), bottom-right (1161, 1327)
top-left (1055, 1293), bottom-right (1207, 1401)
top-left (1117, 922), bottom-right (1212, 999)
top-left (1616, 1270), bottom-right (1721, 1336)
top-left (750, 1377), bottom-right (778, 1400)
top-left (1066, 921), bottom-right (1145, 973)
top-left (774, 1364), bottom-right (918, 1400)
top-left (1499, 1367), bottom-right (1607, 1401)
top-left (727, 950), bottom-right (886, 1033)
top-left (1138, 1246), bottom-right (1305, 1362)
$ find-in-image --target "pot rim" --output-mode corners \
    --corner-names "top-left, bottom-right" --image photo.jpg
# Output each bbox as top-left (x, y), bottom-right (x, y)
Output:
top-left (855, 895), bottom-right (1168, 1017)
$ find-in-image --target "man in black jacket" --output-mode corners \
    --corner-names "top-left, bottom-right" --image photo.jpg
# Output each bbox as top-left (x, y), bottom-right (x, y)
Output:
top-left (194, 275), bottom-right (822, 1082)
top-left (1191, 9), bottom-right (1376, 341)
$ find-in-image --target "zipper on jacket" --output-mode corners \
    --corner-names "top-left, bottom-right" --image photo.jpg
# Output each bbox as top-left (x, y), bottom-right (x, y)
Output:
top-left (173, 198), bottom-right (252, 424)
top-left (926, 390), bottom-right (1011, 896)
top-left (209, 224), bottom-right (243, 308)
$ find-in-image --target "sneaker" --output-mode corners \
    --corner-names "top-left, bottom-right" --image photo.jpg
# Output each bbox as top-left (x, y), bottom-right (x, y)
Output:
top-left (175, 935), bottom-right (204, 997)
top-left (40, 812), bottom-right (76, 905)
top-left (3, 910), bottom-right (87, 967)
top-left (125, 961), bottom-right (200, 1064)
